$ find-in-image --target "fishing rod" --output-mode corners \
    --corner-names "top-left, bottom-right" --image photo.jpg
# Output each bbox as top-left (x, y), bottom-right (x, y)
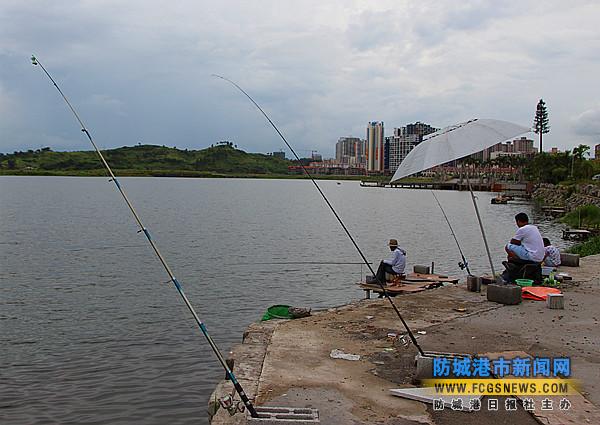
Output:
top-left (235, 261), bottom-right (373, 265)
top-left (214, 75), bottom-right (425, 356)
top-left (465, 173), bottom-right (497, 279)
top-left (430, 191), bottom-right (472, 275)
top-left (32, 56), bottom-right (259, 418)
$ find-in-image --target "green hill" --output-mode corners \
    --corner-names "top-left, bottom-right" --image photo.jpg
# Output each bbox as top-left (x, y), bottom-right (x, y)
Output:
top-left (0, 144), bottom-right (293, 177)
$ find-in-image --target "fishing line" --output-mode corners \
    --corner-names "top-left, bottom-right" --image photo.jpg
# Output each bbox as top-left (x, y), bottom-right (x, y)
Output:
top-left (32, 56), bottom-right (259, 418)
top-left (214, 75), bottom-right (425, 356)
top-left (430, 191), bottom-right (472, 275)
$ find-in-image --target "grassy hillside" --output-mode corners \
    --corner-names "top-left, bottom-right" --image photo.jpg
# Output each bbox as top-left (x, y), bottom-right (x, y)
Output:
top-left (0, 144), bottom-right (292, 176)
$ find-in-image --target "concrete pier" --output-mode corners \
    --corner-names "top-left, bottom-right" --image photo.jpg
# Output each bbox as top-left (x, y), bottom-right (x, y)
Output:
top-left (209, 255), bottom-right (600, 424)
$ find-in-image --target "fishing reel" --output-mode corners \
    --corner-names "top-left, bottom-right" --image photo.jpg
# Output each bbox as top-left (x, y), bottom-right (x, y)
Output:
top-left (219, 394), bottom-right (246, 416)
top-left (397, 334), bottom-right (412, 349)
top-left (458, 261), bottom-right (468, 270)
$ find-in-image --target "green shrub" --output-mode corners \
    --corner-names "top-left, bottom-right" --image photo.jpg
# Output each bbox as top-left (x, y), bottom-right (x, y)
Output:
top-left (561, 205), bottom-right (600, 229)
top-left (567, 236), bottom-right (600, 257)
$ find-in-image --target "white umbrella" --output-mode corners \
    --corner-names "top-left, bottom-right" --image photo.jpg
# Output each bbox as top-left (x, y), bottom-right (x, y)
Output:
top-left (391, 118), bottom-right (531, 181)
top-left (389, 118), bottom-right (531, 279)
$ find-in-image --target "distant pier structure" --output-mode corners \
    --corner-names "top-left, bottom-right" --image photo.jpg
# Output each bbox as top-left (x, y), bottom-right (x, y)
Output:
top-left (360, 179), bottom-right (532, 195)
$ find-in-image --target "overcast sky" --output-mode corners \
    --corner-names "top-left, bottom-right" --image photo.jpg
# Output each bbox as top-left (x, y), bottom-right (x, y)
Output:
top-left (1, 0), bottom-right (600, 157)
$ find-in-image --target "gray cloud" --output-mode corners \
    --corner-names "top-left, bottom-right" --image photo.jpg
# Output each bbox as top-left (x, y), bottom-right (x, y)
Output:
top-left (1, 0), bottom-right (600, 155)
top-left (572, 106), bottom-right (600, 137)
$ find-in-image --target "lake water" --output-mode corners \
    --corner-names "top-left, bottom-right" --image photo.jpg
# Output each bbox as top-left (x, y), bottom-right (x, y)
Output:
top-left (0, 176), bottom-right (572, 424)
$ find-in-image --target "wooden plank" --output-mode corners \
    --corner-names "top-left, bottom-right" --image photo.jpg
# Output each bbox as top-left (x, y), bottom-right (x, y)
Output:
top-left (389, 387), bottom-right (481, 411)
top-left (357, 272), bottom-right (457, 297)
top-left (406, 272), bottom-right (459, 284)
top-left (357, 283), bottom-right (430, 294)
top-left (410, 272), bottom-right (450, 279)
top-left (402, 278), bottom-right (459, 284)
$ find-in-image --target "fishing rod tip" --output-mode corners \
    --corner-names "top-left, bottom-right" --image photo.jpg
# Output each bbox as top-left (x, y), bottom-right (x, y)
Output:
top-left (31, 55), bottom-right (38, 66)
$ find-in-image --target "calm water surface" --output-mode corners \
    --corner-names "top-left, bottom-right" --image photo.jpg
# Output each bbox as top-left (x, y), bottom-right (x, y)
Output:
top-left (0, 176), bottom-right (572, 424)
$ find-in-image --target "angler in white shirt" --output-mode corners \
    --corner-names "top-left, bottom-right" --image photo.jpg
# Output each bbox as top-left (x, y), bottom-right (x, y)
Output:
top-left (373, 239), bottom-right (406, 285)
top-left (505, 212), bottom-right (545, 263)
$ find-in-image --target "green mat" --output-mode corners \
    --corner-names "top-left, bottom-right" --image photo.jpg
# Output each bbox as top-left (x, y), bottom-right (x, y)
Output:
top-left (261, 305), bottom-right (293, 321)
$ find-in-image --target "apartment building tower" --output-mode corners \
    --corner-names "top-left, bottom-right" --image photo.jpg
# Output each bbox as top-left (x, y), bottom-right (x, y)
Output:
top-left (336, 137), bottom-right (366, 166)
top-left (366, 121), bottom-right (384, 172)
top-left (386, 122), bottom-right (438, 173)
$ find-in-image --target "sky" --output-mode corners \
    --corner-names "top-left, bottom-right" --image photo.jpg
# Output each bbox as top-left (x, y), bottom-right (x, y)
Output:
top-left (1, 0), bottom-right (600, 158)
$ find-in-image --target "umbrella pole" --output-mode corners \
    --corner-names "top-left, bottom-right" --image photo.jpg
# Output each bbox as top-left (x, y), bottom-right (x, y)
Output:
top-left (465, 173), bottom-right (497, 278)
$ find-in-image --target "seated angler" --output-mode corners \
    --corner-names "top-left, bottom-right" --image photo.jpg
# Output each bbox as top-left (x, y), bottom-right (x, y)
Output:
top-left (505, 212), bottom-right (545, 263)
top-left (543, 237), bottom-right (561, 267)
top-left (373, 239), bottom-right (406, 286)
top-left (502, 213), bottom-right (545, 283)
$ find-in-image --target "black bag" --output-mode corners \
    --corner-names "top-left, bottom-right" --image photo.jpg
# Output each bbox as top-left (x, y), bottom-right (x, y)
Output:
top-left (501, 259), bottom-right (542, 284)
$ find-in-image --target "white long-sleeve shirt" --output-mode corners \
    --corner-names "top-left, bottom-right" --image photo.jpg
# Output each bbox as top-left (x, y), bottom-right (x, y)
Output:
top-left (383, 247), bottom-right (406, 274)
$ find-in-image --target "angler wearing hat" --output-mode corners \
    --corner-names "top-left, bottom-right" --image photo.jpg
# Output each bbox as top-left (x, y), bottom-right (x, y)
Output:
top-left (373, 239), bottom-right (406, 285)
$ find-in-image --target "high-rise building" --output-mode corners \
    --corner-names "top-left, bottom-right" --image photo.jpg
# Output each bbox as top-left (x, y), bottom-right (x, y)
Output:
top-left (336, 137), bottom-right (366, 166)
top-left (355, 138), bottom-right (367, 166)
top-left (386, 122), bottom-right (437, 173)
top-left (595, 143), bottom-right (600, 159)
top-left (482, 136), bottom-right (535, 161)
top-left (366, 122), bottom-right (384, 172)
top-left (405, 122), bottom-right (438, 139)
top-left (512, 137), bottom-right (534, 154)
top-left (384, 138), bottom-right (390, 171)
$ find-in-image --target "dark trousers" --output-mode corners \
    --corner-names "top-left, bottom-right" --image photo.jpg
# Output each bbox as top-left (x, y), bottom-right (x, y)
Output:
top-left (375, 261), bottom-right (397, 285)
top-left (501, 258), bottom-right (542, 283)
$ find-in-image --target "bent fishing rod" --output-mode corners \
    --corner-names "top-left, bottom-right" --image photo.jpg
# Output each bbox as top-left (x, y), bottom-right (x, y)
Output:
top-left (214, 75), bottom-right (425, 356)
top-left (430, 191), bottom-right (472, 275)
top-left (32, 56), bottom-right (259, 418)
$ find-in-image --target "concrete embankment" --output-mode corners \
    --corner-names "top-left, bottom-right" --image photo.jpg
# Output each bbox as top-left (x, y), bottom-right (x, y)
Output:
top-left (209, 256), bottom-right (600, 424)
top-left (533, 183), bottom-right (600, 211)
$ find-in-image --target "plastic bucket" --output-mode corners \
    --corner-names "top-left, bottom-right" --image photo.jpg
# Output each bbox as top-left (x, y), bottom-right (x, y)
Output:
top-left (542, 266), bottom-right (554, 275)
top-left (515, 279), bottom-right (534, 287)
top-left (261, 305), bottom-right (292, 321)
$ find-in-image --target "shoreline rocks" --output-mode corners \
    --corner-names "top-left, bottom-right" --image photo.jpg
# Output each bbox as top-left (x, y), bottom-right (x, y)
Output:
top-left (533, 183), bottom-right (600, 211)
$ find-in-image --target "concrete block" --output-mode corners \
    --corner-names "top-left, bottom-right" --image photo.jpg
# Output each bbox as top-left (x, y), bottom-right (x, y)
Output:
top-left (415, 353), bottom-right (434, 381)
top-left (487, 284), bottom-right (522, 305)
top-left (547, 293), bottom-right (565, 309)
top-left (466, 275), bottom-right (481, 292)
top-left (480, 275), bottom-right (495, 285)
top-left (414, 352), bottom-right (472, 381)
top-left (560, 253), bottom-right (580, 267)
top-left (248, 407), bottom-right (319, 424)
top-left (414, 265), bottom-right (430, 274)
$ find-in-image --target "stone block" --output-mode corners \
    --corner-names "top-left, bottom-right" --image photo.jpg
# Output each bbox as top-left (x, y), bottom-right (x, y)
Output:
top-left (415, 353), bottom-right (434, 381)
top-left (413, 265), bottom-right (430, 274)
top-left (480, 275), bottom-right (495, 285)
top-left (547, 293), bottom-right (565, 309)
top-left (487, 284), bottom-right (522, 305)
top-left (248, 407), bottom-right (319, 424)
top-left (467, 275), bottom-right (481, 292)
top-left (560, 253), bottom-right (580, 267)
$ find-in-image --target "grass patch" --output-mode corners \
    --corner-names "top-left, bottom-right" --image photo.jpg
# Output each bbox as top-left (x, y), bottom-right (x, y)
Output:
top-left (561, 205), bottom-right (600, 229)
top-left (567, 236), bottom-right (600, 257)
